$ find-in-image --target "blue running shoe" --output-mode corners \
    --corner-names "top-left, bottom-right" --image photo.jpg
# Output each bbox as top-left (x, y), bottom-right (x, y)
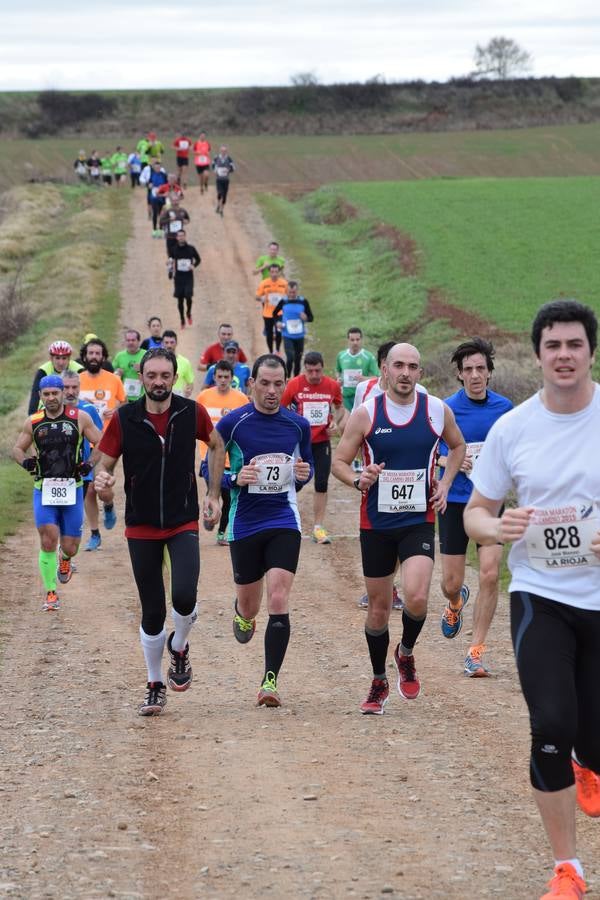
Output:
top-left (440, 584), bottom-right (470, 639)
top-left (85, 532), bottom-right (102, 551)
top-left (103, 505), bottom-right (117, 530)
top-left (464, 644), bottom-right (490, 677)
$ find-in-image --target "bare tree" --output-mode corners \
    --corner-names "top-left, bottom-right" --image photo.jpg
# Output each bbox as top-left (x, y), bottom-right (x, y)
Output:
top-left (290, 71), bottom-right (319, 87)
top-left (473, 37), bottom-right (532, 79)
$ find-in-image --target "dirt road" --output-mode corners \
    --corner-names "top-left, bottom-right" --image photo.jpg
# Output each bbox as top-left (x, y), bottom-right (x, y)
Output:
top-left (1, 184), bottom-right (596, 900)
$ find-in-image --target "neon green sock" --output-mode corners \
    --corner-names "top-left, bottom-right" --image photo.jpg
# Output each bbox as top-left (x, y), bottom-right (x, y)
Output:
top-left (39, 549), bottom-right (57, 591)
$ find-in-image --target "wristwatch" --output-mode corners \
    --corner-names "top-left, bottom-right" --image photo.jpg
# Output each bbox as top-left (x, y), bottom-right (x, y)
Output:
top-left (353, 476), bottom-right (362, 491)
top-left (230, 472), bottom-right (238, 486)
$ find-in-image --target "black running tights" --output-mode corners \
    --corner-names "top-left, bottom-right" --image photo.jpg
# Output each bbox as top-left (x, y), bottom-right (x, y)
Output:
top-left (127, 531), bottom-right (200, 635)
top-left (511, 591), bottom-right (600, 792)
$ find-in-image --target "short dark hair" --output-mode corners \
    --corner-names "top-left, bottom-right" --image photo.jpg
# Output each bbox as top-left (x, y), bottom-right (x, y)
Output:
top-left (377, 340), bottom-right (396, 367)
top-left (269, 241), bottom-right (279, 248)
top-left (451, 337), bottom-right (495, 374)
top-left (304, 351), bottom-right (323, 367)
top-left (218, 323), bottom-right (232, 331)
top-left (531, 299), bottom-right (597, 355)
top-left (287, 280), bottom-right (298, 289)
top-left (82, 338), bottom-right (109, 361)
top-left (214, 359), bottom-right (234, 375)
top-left (148, 316), bottom-right (162, 327)
top-left (125, 329), bottom-right (141, 341)
top-left (269, 263), bottom-right (281, 271)
top-left (140, 347), bottom-right (178, 376)
top-left (251, 353), bottom-right (286, 381)
top-left (162, 329), bottom-right (178, 342)
top-left (347, 327), bottom-right (362, 338)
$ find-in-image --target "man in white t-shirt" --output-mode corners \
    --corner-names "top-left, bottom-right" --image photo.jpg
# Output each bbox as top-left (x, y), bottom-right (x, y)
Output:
top-left (464, 299), bottom-right (600, 900)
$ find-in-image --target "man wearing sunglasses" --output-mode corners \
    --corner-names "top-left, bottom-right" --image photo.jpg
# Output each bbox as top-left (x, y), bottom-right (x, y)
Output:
top-left (28, 340), bottom-right (83, 414)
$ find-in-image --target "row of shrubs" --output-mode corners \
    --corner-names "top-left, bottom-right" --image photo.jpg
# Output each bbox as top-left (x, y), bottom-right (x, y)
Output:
top-left (2, 77), bottom-right (597, 137)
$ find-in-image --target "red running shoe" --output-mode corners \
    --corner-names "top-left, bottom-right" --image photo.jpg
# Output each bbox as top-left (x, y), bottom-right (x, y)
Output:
top-left (394, 645), bottom-right (421, 700)
top-left (360, 678), bottom-right (389, 715)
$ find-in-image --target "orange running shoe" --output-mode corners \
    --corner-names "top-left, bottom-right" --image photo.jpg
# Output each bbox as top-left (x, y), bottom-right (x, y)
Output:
top-left (540, 863), bottom-right (586, 899)
top-left (56, 552), bottom-right (72, 585)
top-left (572, 758), bottom-right (600, 817)
top-left (42, 591), bottom-right (60, 611)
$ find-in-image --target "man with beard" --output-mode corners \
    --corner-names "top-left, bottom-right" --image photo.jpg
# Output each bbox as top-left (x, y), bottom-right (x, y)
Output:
top-left (79, 338), bottom-right (126, 550)
top-left (94, 347), bottom-right (225, 716)
top-left (13, 375), bottom-right (103, 610)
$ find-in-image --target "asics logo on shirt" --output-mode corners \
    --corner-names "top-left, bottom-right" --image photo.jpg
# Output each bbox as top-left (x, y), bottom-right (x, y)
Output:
top-left (374, 427), bottom-right (392, 435)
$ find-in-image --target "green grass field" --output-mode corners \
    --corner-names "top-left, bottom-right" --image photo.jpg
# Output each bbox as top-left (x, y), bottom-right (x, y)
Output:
top-left (2, 122), bottom-right (600, 191)
top-left (338, 176), bottom-right (600, 331)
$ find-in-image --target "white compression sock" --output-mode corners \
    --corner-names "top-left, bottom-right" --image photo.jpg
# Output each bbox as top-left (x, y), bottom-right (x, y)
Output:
top-left (555, 858), bottom-right (584, 879)
top-left (171, 606), bottom-right (198, 652)
top-left (139, 627), bottom-right (166, 683)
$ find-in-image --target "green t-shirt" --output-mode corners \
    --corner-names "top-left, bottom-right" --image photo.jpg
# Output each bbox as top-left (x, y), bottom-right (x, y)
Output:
top-left (111, 152), bottom-right (129, 175)
top-left (174, 354), bottom-right (194, 396)
top-left (136, 138), bottom-right (151, 164)
top-left (113, 349), bottom-right (145, 401)
top-left (335, 348), bottom-right (379, 403)
top-left (255, 255), bottom-right (286, 279)
top-left (148, 141), bottom-right (165, 160)
top-left (100, 157), bottom-right (113, 175)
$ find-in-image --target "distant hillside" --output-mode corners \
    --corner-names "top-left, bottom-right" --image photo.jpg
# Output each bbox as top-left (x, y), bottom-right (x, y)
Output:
top-left (1, 77), bottom-right (599, 138)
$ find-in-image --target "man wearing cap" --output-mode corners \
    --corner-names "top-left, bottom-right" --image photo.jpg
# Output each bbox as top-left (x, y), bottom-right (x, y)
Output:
top-left (29, 341), bottom-right (83, 414)
top-left (13, 374), bottom-right (104, 611)
top-left (197, 324), bottom-right (248, 372)
top-left (202, 341), bottom-right (251, 394)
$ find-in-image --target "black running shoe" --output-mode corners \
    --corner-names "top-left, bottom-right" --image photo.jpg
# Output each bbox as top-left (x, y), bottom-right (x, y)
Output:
top-left (139, 682), bottom-right (167, 716)
top-left (166, 631), bottom-right (193, 692)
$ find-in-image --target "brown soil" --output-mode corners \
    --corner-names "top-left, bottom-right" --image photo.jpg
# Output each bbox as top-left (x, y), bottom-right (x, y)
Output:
top-left (0, 184), bottom-right (597, 900)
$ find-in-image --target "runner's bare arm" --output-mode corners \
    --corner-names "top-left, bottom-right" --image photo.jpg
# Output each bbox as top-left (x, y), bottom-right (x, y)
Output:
top-left (465, 490), bottom-right (533, 546)
top-left (332, 407), bottom-right (384, 489)
top-left (12, 419), bottom-right (34, 464)
top-left (204, 428), bottom-right (225, 524)
top-left (78, 410), bottom-right (103, 448)
top-left (94, 454), bottom-right (118, 503)
top-left (430, 405), bottom-right (466, 513)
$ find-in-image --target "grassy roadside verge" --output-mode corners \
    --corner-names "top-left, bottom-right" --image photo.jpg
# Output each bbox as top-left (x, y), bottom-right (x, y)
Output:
top-left (0, 184), bottom-right (130, 542)
top-left (256, 189), bottom-right (438, 376)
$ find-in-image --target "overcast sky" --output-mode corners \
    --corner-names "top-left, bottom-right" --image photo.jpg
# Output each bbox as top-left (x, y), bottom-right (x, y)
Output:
top-left (2, 1), bottom-right (598, 90)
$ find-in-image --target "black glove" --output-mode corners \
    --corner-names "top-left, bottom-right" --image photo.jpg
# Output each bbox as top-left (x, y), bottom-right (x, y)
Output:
top-left (78, 461), bottom-right (93, 477)
top-left (21, 457), bottom-right (37, 474)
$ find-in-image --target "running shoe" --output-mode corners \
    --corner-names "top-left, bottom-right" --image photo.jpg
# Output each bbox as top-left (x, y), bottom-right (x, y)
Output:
top-left (392, 584), bottom-right (404, 610)
top-left (187, 316), bottom-right (193, 326)
top-left (572, 758), bottom-right (600, 817)
top-left (56, 552), bottom-right (72, 585)
top-left (312, 525), bottom-right (332, 544)
top-left (85, 533), bottom-right (102, 551)
top-left (394, 645), bottom-right (421, 700)
top-left (360, 678), bottom-right (389, 715)
top-left (138, 682), bottom-right (167, 716)
top-left (42, 590), bottom-right (60, 611)
top-left (166, 632), bottom-right (193, 692)
top-left (103, 505), bottom-right (117, 530)
top-left (216, 531), bottom-right (229, 546)
top-left (440, 584), bottom-right (470, 639)
top-left (464, 644), bottom-right (490, 677)
top-left (257, 671), bottom-right (281, 707)
top-left (357, 592), bottom-right (369, 609)
top-left (540, 863), bottom-right (587, 899)
top-left (233, 604), bottom-right (256, 644)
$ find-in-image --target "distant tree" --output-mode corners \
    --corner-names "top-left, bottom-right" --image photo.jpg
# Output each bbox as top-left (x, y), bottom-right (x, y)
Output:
top-left (365, 74), bottom-right (386, 85)
top-left (473, 37), bottom-right (532, 79)
top-left (290, 71), bottom-right (319, 87)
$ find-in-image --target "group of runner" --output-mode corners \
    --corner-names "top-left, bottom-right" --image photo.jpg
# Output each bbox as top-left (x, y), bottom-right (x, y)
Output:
top-left (14, 148), bottom-right (600, 900)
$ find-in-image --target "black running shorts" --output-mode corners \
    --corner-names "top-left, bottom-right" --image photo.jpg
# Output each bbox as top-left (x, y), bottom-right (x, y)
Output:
top-left (229, 528), bottom-right (301, 584)
top-left (360, 523), bottom-right (435, 578)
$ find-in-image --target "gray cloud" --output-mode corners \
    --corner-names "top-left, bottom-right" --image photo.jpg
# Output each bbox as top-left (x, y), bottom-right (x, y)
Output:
top-left (1, 1), bottom-right (599, 89)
